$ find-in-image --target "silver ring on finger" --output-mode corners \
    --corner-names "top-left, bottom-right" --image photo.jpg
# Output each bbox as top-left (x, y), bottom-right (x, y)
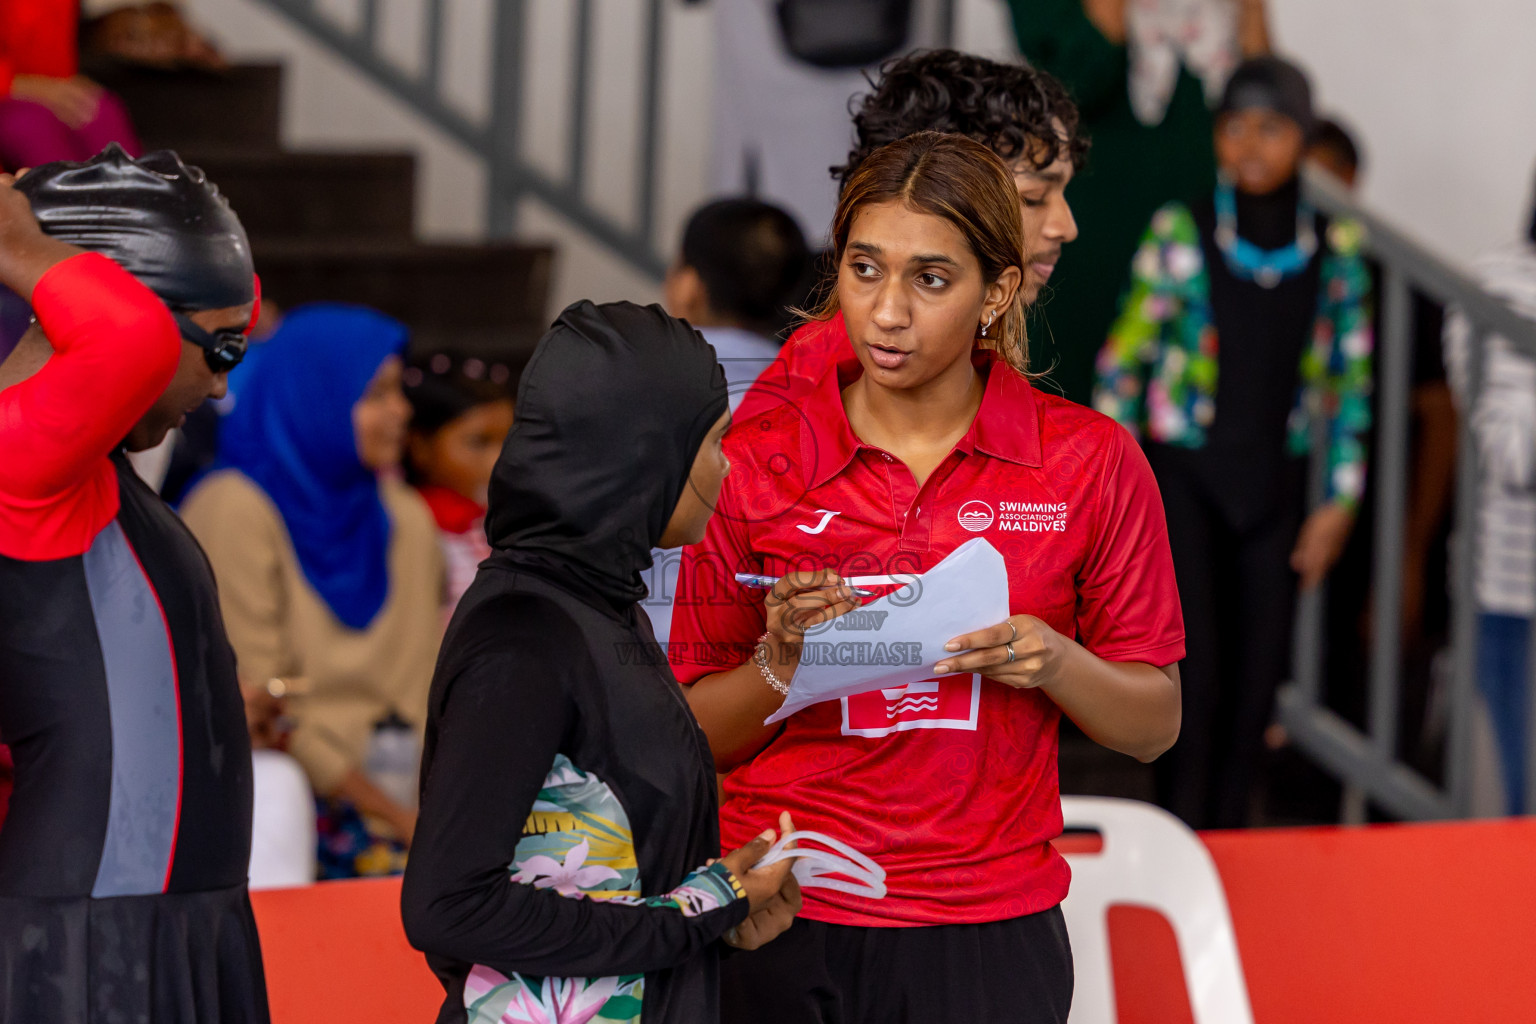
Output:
top-left (1005, 642), bottom-right (1017, 664)
top-left (1005, 619), bottom-right (1019, 643)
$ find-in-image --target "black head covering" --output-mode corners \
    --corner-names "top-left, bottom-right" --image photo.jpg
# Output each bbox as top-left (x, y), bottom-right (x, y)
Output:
top-left (17, 143), bottom-right (254, 310)
top-left (485, 300), bottom-right (728, 609)
top-left (1219, 55), bottom-right (1316, 139)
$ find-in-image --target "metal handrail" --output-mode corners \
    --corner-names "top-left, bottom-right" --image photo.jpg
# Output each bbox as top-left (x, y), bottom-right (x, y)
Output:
top-left (255, 0), bottom-right (673, 279)
top-left (1280, 168), bottom-right (1536, 820)
top-left (1306, 171), bottom-right (1536, 355)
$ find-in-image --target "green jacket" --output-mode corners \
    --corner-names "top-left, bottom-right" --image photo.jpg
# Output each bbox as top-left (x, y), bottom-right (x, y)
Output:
top-left (1010, 0), bottom-right (1218, 406)
top-left (1092, 201), bottom-right (1374, 507)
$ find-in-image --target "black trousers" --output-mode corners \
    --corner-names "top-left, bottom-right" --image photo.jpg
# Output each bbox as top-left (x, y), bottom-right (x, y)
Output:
top-left (1148, 445), bottom-right (1306, 829)
top-left (720, 908), bottom-right (1072, 1024)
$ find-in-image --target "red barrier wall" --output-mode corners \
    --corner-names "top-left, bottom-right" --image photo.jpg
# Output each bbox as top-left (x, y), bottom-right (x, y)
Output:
top-left (250, 817), bottom-right (1536, 1023)
top-left (252, 878), bottom-right (442, 1023)
top-left (1208, 818), bottom-right (1536, 1022)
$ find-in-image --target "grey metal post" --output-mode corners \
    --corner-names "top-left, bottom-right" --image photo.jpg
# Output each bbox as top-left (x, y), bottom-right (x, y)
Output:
top-left (486, 0), bottom-right (527, 237)
top-left (423, 0), bottom-right (445, 91)
top-left (1525, 378), bottom-right (1536, 813)
top-left (358, 0), bottom-right (379, 47)
top-left (1368, 268), bottom-right (1413, 767)
top-left (1526, 562), bottom-right (1536, 814)
top-left (1296, 393), bottom-right (1359, 818)
top-left (1446, 324), bottom-right (1485, 815)
top-left (635, 0), bottom-right (665, 250)
top-left (1292, 413), bottom-right (1332, 707)
top-left (937, 0), bottom-right (957, 47)
top-left (568, 0), bottom-right (593, 198)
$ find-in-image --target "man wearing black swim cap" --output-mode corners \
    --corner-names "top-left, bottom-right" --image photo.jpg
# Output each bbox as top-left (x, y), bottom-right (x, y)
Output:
top-left (0, 144), bottom-right (269, 1022)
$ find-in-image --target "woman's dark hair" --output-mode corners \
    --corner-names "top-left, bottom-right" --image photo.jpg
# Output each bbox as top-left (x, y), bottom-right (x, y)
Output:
top-left (813, 132), bottom-right (1030, 373)
top-left (680, 198), bottom-right (812, 339)
top-left (404, 352), bottom-right (517, 436)
top-left (834, 49), bottom-right (1087, 188)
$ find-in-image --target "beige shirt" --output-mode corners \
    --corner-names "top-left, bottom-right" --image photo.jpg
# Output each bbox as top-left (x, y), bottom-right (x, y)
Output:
top-left (182, 470), bottom-right (445, 795)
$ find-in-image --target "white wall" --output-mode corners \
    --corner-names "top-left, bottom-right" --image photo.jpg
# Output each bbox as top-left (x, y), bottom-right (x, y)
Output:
top-left (1270, 0), bottom-right (1536, 266)
top-left (957, 0), bottom-right (1536, 267)
top-left (189, 0), bottom-right (1536, 307)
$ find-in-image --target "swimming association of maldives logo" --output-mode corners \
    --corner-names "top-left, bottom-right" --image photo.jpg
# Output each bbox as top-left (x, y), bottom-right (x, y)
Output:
top-left (956, 500), bottom-right (995, 533)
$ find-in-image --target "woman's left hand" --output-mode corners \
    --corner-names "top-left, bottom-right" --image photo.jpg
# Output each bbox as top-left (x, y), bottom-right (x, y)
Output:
top-left (934, 615), bottom-right (1066, 690)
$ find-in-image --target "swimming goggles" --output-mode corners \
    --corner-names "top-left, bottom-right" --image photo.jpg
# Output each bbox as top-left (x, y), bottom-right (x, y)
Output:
top-left (173, 311), bottom-right (250, 373)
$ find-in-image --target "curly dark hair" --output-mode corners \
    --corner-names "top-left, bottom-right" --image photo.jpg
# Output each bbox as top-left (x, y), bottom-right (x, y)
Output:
top-left (834, 49), bottom-right (1088, 188)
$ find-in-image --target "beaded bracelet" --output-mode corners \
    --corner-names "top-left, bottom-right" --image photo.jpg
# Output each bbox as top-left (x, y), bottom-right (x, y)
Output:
top-left (752, 631), bottom-right (791, 696)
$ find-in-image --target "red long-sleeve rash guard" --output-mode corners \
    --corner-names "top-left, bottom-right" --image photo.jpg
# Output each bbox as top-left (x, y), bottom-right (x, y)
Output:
top-left (0, 252), bottom-right (181, 560)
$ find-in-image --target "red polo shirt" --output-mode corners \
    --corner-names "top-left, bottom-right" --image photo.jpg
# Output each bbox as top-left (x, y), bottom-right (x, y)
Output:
top-left (733, 313), bottom-right (848, 422)
top-left (669, 351), bottom-right (1184, 927)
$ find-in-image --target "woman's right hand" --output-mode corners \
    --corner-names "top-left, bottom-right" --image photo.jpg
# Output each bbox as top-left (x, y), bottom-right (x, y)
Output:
top-left (718, 812), bottom-right (802, 950)
top-left (764, 569), bottom-right (862, 645)
top-left (752, 570), bottom-right (862, 697)
top-left (10, 75), bottom-right (103, 129)
top-left (682, 571), bottom-right (860, 771)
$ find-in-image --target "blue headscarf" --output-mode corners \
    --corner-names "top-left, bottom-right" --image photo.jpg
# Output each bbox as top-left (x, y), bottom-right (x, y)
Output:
top-left (218, 304), bottom-right (409, 630)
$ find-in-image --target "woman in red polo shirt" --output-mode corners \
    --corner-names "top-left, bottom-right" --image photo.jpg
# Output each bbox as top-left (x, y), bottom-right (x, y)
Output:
top-left (669, 132), bottom-right (1185, 1023)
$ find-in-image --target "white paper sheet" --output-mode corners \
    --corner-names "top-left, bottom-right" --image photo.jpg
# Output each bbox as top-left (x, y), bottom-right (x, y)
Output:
top-left (763, 538), bottom-right (1011, 725)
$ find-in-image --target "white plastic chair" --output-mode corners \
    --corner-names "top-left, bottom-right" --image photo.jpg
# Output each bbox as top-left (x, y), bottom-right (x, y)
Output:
top-left (248, 749), bottom-right (318, 890)
top-left (1058, 796), bottom-right (1253, 1024)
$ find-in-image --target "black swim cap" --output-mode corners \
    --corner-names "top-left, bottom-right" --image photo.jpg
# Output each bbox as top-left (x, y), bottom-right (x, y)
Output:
top-left (1219, 56), bottom-right (1316, 139)
top-left (17, 143), bottom-right (255, 311)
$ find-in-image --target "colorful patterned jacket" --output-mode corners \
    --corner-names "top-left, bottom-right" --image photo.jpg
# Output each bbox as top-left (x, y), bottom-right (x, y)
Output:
top-left (1092, 201), bottom-right (1374, 507)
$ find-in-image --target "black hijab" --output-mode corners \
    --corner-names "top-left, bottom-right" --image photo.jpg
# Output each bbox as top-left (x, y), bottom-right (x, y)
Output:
top-left (485, 300), bottom-right (727, 610)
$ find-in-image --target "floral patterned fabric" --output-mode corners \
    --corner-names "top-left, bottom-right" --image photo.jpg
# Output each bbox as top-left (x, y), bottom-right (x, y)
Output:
top-left (1093, 200), bottom-right (1374, 507)
top-left (462, 755), bottom-right (745, 1024)
top-left (315, 795), bottom-right (407, 879)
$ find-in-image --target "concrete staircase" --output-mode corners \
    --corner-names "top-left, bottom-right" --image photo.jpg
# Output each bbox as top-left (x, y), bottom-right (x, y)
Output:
top-left (92, 61), bottom-right (554, 360)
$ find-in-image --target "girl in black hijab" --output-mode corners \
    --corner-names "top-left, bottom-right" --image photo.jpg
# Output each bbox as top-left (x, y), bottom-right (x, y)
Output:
top-left (402, 300), bottom-right (800, 1024)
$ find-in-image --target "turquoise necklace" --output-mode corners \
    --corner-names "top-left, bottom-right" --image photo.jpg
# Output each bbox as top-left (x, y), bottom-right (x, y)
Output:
top-left (1213, 177), bottom-right (1317, 289)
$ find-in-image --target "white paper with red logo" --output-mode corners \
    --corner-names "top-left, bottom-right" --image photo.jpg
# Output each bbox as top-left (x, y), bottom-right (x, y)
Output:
top-left (763, 537), bottom-right (1010, 725)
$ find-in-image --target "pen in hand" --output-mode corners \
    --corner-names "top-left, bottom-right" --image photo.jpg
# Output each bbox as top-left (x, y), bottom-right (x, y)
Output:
top-left (734, 573), bottom-right (875, 598)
